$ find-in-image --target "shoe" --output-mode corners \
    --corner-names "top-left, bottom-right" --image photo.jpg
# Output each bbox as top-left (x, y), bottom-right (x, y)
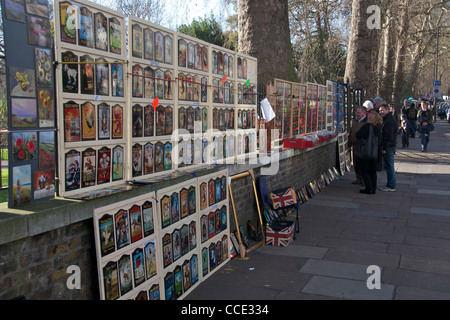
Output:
top-left (360, 189), bottom-right (371, 194)
top-left (379, 186), bottom-right (396, 192)
top-left (352, 180), bottom-right (362, 185)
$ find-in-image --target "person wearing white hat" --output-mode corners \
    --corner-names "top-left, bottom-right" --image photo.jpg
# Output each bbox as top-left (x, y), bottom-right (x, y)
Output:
top-left (363, 100), bottom-right (373, 111)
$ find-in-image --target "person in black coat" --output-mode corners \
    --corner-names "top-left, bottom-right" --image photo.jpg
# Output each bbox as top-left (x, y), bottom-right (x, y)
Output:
top-left (355, 112), bottom-right (383, 194)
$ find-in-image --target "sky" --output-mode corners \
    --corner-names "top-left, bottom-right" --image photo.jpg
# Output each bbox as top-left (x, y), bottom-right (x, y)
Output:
top-left (162, 0), bottom-right (233, 30)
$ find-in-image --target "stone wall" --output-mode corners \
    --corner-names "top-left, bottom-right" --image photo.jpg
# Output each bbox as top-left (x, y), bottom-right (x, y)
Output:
top-left (0, 140), bottom-right (337, 300)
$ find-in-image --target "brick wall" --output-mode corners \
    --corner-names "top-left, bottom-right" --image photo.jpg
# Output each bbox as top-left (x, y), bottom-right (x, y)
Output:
top-left (0, 220), bottom-right (99, 300)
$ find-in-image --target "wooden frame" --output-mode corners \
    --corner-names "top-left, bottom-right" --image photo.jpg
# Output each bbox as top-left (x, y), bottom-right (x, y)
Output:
top-left (228, 169), bottom-right (264, 258)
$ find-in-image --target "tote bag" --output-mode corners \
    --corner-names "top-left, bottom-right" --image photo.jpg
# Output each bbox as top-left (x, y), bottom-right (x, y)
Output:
top-left (356, 125), bottom-right (378, 160)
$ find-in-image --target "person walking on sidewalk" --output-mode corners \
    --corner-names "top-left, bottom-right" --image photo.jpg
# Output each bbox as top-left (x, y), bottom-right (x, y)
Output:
top-left (379, 104), bottom-right (397, 192)
top-left (348, 105), bottom-right (368, 185)
top-left (406, 102), bottom-right (418, 138)
top-left (417, 101), bottom-right (434, 152)
top-left (355, 111), bottom-right (382, 194)
top-left (399, 114), bottom-right (412, 149)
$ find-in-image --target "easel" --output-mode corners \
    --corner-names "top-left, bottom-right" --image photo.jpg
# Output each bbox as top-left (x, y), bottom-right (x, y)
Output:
top-left (228, 169), bottom-right (265, 258)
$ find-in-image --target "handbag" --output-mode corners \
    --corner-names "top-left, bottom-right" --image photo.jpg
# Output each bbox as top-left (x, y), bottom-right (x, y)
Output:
top-left (356, 125), bottom-right (378, 160)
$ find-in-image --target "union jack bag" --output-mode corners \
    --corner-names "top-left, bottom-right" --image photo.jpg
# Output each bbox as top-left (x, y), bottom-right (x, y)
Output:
top-left (270, 187), bottom-right (297, 209)
top-left (265, 220), bottom-right (294, 247)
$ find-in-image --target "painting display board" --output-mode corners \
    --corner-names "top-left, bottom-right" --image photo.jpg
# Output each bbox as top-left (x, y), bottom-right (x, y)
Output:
top-left (53, 0), bottom-right (128, 198)
top-left (196, 170), bottom-right (230, 282)
top-left (326, 80), bottom-right (337, 132)
top-left (306, 83), bottom-right (318, 134)
top-left (93, 168), bottom-right (230, 300)
top-left (93, 192), bottom-right (160, 300)
top-left (1, 0), bottom-right (56, 207)
top-left (49, 0), bottom-right (257, 200)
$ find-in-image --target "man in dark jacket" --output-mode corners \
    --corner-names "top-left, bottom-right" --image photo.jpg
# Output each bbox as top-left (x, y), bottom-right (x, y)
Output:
top-left (406, 102), bottom-right (417, 138)
top-left (378, 105), bottom-right (397, 192)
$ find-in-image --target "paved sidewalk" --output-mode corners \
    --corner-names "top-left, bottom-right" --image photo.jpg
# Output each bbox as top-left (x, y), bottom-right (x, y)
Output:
top-left (186, 119), bottom-right (450, 300)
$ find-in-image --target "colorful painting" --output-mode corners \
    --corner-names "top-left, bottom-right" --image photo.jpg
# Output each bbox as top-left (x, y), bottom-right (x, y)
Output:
top-left (34, 48), bottom-right (52, 87)
top-left (111, 63), bottom-right (124, 97)
top-left (11, 98), bottom-right (37, 128)
top-left (64, 101), bottom-right (80, 142)
top-left (5, 0), bottom-right (26, 23)
top-left (78, 7), bottom-right (93, 47)
top-left (38, 131), bottom-right (55, 169)
top-left (37, 89), bottom-right (54, 127)
top-left (12, 165), bottom-right (32, 206)
top-left (109, 17), bottom-right (122, 55)
top-left (33, 169), bottom-right (55, 200)
top-left (97, 147), bottom-right (111, 184)
top-left (112, 145), bottom-right (124, 181)
top-left (9, 67), bottom-right (35, 98)
top-left (27, 16), bottom-right (51, 47)
top-left (12, 131), bottom-right (37, 161)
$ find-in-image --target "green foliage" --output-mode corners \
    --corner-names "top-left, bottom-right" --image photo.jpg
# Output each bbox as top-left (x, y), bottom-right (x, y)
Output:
top-left (0, 94), bottom-right (7, 131)
top-left (177, 13), bottom-right (225, 47)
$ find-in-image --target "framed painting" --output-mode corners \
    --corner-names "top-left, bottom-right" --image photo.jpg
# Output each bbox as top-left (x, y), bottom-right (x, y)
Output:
top-left (38, 131), bottom-right (55, 170)
top-left (34, 48), bottom-right (52, 88)
top-left (144, 105), bottom-right (154, 137)
top-left (65, 149), bottom-right (80, 191)
top-left (112, 145), bottom-right (124, 181)
top-left (98, 102), bottom-right (110, 140)
top-left (111, 63), bottom-right (124, 97)
top-left (154, 31), bottom-right (164, 63)
top-left (94, 12), bottom-right (108, 51)
top-left (111, 104), bottom-right (123, 139)
top-left (81, 101), bottom-right (96, 140)
top-left (81, 147), bottom-right (96, 188)
top-left (63, 102), bottom-right (81, 142)
top-left (80, 55), bottom-right (95, 94)
top-left (132, 23), bottom-right (143, 59)
top-left (78, 7), bottom-right (93, 48)
top-left (178, 39), bottom-right (186, 67)
top-left (95, 58), bottom-right (109, 96)
top-left (97, 146), bottom-right (111, 184)
top-left (132, 64), bottom-right (143, 98)
top-left (132, 143), bottom-right (142, 177)
top-left (59, 1), bottom-right (76, 44)
top-left (61, 51), bottom-right (78, 93)
top-left (109, 17), bottom-right (122, 55)
top-left (164, 35), bottom-right (173, 65)
top-left (143, 28), bottom-right (154, 60)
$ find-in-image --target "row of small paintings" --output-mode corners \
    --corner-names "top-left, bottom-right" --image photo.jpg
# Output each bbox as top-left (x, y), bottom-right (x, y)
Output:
top-left (200, 207), bottom-right (228, 244)
top-left (65, 146), bottom-right (124, 191)
top-left (164, 254), bottom-right (199, 300)
top-left (101, 238), bottom-right (157, 300)
top-left (159, 186), bottom-right (196, 230)
top-left (10, 164), bottom-right (55, 207)
top-left (162, 222), bottom-right (197, 269)
top-left (61, 51), bottom-right (125, 96)
top-left (64, 101), bottom-right (123, 141)
top-left (59, 1), bottom-right (123, 55)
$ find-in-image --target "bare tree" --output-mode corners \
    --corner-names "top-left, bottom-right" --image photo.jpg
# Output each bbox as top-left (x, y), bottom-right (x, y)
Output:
top-left (238, 0), bottom-right (297, 86)
top-left (344, 0), bottom-right (381, 97)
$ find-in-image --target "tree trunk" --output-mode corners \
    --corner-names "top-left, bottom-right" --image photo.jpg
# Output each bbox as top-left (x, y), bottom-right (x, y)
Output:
top-left (391, 0), bottom-right (410, 106)
top-left (344, 0), bottom-right (380, 97)
top-left (238, 0), bottom-right (297, 86)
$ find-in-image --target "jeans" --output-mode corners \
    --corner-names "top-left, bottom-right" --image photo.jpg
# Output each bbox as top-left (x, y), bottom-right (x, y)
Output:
top-left (382, 148), bottom-right (396, 189)
top-left (419, 127), bottom-right (430, 150)
top-left (408, 119), bottom-right (416, 137)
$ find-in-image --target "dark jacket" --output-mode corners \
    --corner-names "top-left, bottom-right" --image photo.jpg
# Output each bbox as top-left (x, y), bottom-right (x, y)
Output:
top-left (355, 123), bottom-right (381, 171)
top-left (381, 112), bottom-right (397, 150)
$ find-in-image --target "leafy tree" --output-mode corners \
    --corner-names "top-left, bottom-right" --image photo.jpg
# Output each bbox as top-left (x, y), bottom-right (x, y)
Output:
top-left (177, 13), bottom-right (225, 47)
